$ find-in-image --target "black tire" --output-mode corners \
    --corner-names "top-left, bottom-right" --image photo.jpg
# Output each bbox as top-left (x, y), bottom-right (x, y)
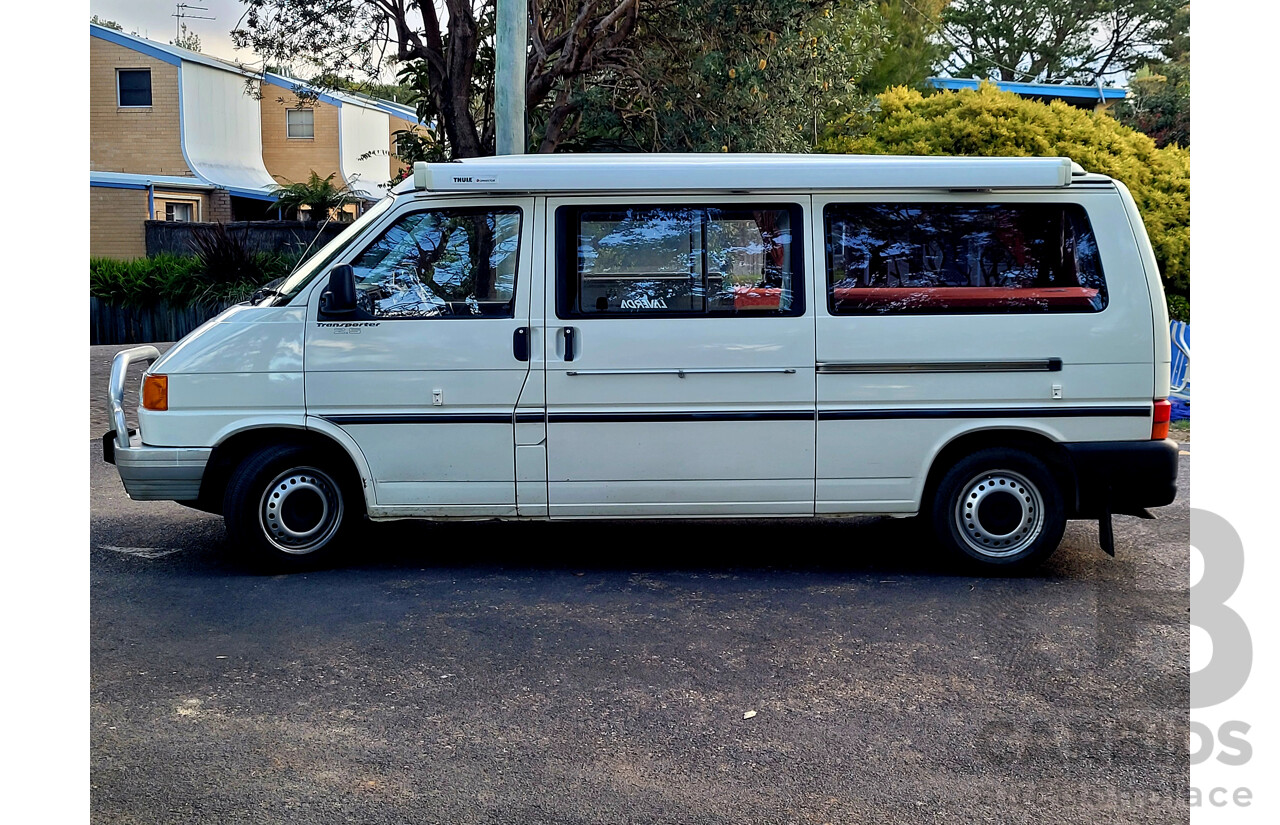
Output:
top-left (929, 447), bottom-right (1066, 572)
top-left (222, 444), bottom-right (358, 570)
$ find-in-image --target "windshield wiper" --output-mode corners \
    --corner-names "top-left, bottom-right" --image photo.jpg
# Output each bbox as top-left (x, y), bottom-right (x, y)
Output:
top-left (250, 276), bottom-right (287, 305)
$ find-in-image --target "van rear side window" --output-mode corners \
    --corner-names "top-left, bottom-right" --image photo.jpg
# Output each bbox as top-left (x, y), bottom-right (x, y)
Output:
top-left (557, 204), bottom-right (803, 318)
top-left (825, 203), bottom-right (1107, 315)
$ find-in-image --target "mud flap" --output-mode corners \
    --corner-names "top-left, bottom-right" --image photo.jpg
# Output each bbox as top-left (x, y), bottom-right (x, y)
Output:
top-left (1098, 508), bottom-right (1115, 557)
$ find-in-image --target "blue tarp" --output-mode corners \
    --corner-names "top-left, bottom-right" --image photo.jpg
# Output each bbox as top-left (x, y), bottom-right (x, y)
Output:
top-left (1169, 320), bottom-right (1190, 421)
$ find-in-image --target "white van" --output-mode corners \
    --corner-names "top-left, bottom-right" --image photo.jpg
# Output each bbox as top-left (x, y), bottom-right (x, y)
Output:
top-left (104, 154), bottom-right (1178, 570)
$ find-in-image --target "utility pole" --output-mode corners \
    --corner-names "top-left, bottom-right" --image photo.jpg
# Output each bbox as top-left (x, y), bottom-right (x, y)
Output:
top-left (494, 0), bottom-right (527, 155)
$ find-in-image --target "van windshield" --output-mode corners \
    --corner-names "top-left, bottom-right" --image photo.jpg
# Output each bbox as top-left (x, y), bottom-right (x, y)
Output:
top-left (273, 197), bottom-right (396, 303)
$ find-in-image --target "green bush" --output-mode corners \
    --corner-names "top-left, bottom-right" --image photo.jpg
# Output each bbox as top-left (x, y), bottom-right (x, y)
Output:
top-left (820, 83), bottom-right (1190, 320)
top-left (90, 251), bottom-right (301, 308)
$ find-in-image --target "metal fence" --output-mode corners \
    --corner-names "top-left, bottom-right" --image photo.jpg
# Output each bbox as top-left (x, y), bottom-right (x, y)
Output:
top-left (89, 297), bottom-right (240, 346)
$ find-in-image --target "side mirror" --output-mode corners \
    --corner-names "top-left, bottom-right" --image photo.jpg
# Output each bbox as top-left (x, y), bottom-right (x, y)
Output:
top-left (319, 264), bottom-right (358, 317)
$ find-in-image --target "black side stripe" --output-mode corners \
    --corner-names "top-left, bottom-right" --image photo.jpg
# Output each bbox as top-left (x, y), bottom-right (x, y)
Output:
top-left (325, 406), bottom-right (1150, 426)
top-left (549, 411), bottom-right (814, 423)
top-left (324, 413), bottom-right (513, 425)
top-left (817, 358), bottom-right (1062, 374)
top-left (817, 406), bottom-right (1149, 421)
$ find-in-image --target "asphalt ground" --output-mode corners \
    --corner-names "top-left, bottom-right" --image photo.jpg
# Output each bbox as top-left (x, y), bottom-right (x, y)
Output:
top-left (90, 343), bottom-right (1190, 824)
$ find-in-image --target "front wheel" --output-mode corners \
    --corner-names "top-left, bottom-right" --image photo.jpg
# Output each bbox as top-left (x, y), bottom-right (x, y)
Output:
top-left (929, 448), bottom-right (1066, 572)
top-left (222, 445), bottom-right (356, 569)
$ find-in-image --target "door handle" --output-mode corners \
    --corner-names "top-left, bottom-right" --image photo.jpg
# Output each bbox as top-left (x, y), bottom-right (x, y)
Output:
top-left (513, 327), bottom-right (530, 362)
top-left (563, 327), bottom-right (577, 362)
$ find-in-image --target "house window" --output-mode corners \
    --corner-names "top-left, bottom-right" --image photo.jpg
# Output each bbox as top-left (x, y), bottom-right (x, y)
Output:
top-left (165, 202), bottom-right (194, 222)
top-left (394, 132), bottom-right (414, 158)
top-left (287, 109), bottom-right (315, 139)
top-left (117, 69), bottom-right (152, 107)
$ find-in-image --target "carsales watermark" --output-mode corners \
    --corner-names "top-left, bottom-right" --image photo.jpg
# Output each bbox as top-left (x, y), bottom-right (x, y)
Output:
top-left (972, 509), bottom-right (1253, 814)
top-left (1190, 509), bottom-right (1254, 811)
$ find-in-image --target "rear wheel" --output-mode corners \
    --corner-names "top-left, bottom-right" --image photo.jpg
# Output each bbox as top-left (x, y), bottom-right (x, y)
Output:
top-left (930, 448), bottom-right (1066, 571)
top-left (222, 445), bottom-right (357, 569)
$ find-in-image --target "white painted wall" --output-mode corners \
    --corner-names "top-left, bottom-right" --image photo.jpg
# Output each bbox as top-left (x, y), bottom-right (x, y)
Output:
top-left (339, 103), bottom-right (392, 200)
top-left (180, 61), bottom-right (277, 194)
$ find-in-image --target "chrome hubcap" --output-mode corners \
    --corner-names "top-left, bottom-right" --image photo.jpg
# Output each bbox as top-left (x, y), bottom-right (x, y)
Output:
top-left (953, 469), bottom-right (1044, 558)
top-left (259, 467), bottom-right (343, 554)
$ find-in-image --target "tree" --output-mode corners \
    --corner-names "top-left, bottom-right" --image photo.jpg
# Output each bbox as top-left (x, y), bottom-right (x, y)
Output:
top-left (235, 1), bottom-right (641, 158)
top-left (856, 0), bottom-right (946, 94)
top-left (939, 0), bottom-right (1186, 84)
top-left (820, 84), bottom-right (1190, 319)
top-left (1112, 62), bottom-right (1189, 148)
top-left (1112, 4), bottom-right (1189, 147)
top-left (271, 171), bottom-right (359, 220)
top-left (562, 0), bottom-right (886, 153)
top-left (308, 72), bottom-right (414, 104)
top-left (90, 15), bottom-right (124, 31)
top-left (358, 125), bottom-right (449, 188)
top-left (172, 22), bottom-right (202, 52)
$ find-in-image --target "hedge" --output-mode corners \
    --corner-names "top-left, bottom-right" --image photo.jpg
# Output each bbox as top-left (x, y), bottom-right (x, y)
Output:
top-left (90, 252), bottom-right (301, 309)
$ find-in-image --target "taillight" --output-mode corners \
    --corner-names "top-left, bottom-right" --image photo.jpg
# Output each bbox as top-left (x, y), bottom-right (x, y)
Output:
top-left (1151, 399), bottom-right (1171, 440)
top-left (142, 374), bottom-right (168, 411)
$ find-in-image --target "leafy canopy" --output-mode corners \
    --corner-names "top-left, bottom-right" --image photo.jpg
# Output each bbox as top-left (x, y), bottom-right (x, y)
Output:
top-left (565, 0), bottom-right (887, 153)
top-left (172, 22), bottom-right (202, 52)
top-left (1111, 5), bottom-right (1190, 148)
top-left (90, 15), bottom-right (124, 31)
top-left (236, 0), bottom-right (640, 158)
top-left (940, 0), bottom-right (1186, 83)
top-left (855, 0), bottom-right (947, 95)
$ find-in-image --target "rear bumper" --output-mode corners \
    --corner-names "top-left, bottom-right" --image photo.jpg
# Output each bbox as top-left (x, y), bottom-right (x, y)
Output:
top-left (1064, 439), bottom-right (1180, 516)
top-left (104, 430), bottom-right (210, 501)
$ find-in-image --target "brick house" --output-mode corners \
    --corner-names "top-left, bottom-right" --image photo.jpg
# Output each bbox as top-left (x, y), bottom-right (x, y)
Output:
top-left (90, 23), bottom-right (422, 259)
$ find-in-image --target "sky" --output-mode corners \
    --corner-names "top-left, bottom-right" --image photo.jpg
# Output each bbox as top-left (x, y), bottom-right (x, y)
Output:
top-left (90, 0), bottom-right (255, 65)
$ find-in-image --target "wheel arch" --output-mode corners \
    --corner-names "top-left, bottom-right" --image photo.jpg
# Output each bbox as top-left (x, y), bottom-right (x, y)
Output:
top-left (920, 427), bottom-right (1079, 517)
top-left (197, 422), bottom-right (373, 515)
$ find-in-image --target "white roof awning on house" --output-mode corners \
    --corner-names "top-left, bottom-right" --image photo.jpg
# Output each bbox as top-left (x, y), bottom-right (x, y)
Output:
top-left (181, 62), bottom-right (280, 201)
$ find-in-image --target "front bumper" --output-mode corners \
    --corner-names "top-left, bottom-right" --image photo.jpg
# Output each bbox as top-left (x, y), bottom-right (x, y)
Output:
top-left (1064, 439), bottom-right (1180, 516)
top-left (104, 430), bottom-right (210, 501)
top-left (103, 344), bottom-right (210, 502)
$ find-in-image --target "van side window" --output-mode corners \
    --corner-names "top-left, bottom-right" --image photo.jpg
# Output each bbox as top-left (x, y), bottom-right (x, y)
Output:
top-left (347, 207), bottom-right (522, 319)
top-left (825, 203), bottom-right (1107, 314)
top-left (557, 204), bottom-right (803, 317)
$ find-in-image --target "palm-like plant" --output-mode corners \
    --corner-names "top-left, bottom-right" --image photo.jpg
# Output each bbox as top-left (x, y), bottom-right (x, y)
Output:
top-left (271, 171), bottom-right (357, 221)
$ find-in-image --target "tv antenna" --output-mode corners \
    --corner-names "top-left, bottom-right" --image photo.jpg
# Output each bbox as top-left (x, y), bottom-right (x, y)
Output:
top-left (173, 4), bottom-right (215, 41)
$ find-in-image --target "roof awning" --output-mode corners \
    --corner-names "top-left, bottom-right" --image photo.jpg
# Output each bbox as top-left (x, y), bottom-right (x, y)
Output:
top-left (181, 62), bottom-right (281, 201)
top-left (406, 153), bottom-right (1077, 193)
top-left (89, 170), bottom-right (279, 201)
top-left (927, 77), bottom-right (1127, 102)
top-left (90, 171), bottom-right (216, 191)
